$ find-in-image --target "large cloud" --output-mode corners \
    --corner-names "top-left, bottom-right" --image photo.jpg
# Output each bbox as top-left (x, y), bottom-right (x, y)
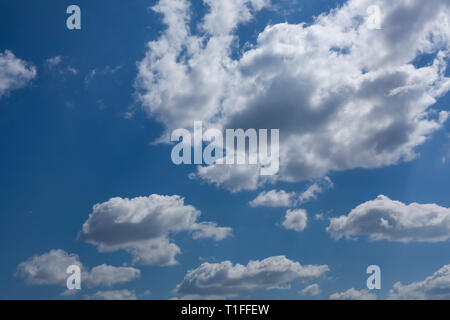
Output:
top-left (79, 195), bottom-right (232, 266)
top-left (137, 0), bottom-right (450, 192)
top-left (0, 50), bottom-right (36, 98)
top-left (16, 249), bottom-right (140, 288)
top-left (327, 195), bottom-right (450, 242)
top-left (389, 265), bottom-right (450, 300)
top-left (173, 255), bottom-right (329, 299)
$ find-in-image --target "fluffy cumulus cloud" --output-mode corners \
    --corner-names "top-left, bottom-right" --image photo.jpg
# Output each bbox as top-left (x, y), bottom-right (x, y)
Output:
top-left (137, 0), bottom-right (450, 192)
top-left (249, 189), bottom-right (296, 207)
top-left (90, 289), bottom-right (138, 300)
top-left (84, 264), bottom-right (141, 288)
top-left (79, 194), bottom-right (232, 266)
top-left (282, 209), bottom-right (308, 232)
top-left (173, 255), bottom-right (329, 299)
top-left (389, 265), bottom-right (450, 300)
top-left (300, 283), bottom-right (321, 297)
top-left (16, 249), bottom-right (140, 288)
top-left (0, 50), bottom-right (36, 98)
top-left (330, 288), bottom-right (376, 300)
top-left (191, 164), bottom-right (265, 193)
top-left (327, 195), bottom-right (450, 242)
top-left (16, 249), bottom-right (82, 286)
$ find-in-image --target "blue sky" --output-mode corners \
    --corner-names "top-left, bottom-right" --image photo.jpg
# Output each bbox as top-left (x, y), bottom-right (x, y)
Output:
top-left (1, 0), bottom-right (450, 300)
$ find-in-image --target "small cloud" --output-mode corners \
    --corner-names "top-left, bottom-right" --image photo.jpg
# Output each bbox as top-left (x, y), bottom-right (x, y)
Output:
top-left (300, 283), bottom-right (321, 297)
top-left (0, 50), bottom-right (36, 98)
top-left (84, 65), bottom-right (122, 87)
top-left (88, 290), bottom-right (138, 300)
top-left (298, 177), bottom-right (334, 204)
top-left (282, 209), bottom-right (308, 232)
top-left (249, 189), bottom-right (296, 208)
top-left (314, 213), bottom-right (325, 221)
top-left (249, 177), bottom-right (334, 208)
top-left (45, 56), bottom-right (78, 77)
top-left (330, 288), bottom-right (376, 300)
top-left (45, 56), bottom-right (62, 68)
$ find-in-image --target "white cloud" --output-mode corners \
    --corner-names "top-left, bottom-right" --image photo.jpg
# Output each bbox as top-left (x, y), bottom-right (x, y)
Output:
top-left (45, 56), bottom-right (62, 68)
top-left (84, 65), bottom-right (121, 87)
top-left (300, 283), bottom-right (321, 297)
top-left (79, 194), bottom-right (232, 266)
top-left (282, 209), bottom-right (308, 232)
top-left (0, 50), bottom-right (36, 97)
top-left (137, 0), bottom-right (450, 192)
top-left (85, 264), bottom-right (141, 288)
top-left (249, 177), bottom-right (333, 207)
top-left (174, 255), bottom-right (329, 299)
top-left (190, 164), bottom-right (264, 193)
top-left (327, 195), bottom-right (450, 243)
top-left (90, 290), bottom-right (138, 300)
top-left (16, 249), bottom-right (81, 286)
top-left (315, 213), bottom-right (326, 221)
top-left (249, 189), bottom-right (296, 207)
top-left (389, 265), bottom-right (450, 300)
top-left (45, 56), bottom-right (78, 76)
top-left (330, 288), bottom-right (376, 300)
top-left (298, 177), bottom-right (334, 204)
top-left (16, 249), bottom-right (140, 288)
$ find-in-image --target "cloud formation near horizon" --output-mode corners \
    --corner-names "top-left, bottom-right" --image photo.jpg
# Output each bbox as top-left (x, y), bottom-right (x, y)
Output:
top-left (174, 255), bottom-right (329, 299)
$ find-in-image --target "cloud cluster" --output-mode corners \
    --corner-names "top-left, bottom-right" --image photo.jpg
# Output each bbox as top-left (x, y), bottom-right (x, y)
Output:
top-left (389, 265), bottom-right (450, 300)
top-left (79, 194), bottom-right (232, 266)
top-left (330, 288), bottom-right (376, 300)
top-left (137, 0), bottom-right (450, 192)
top-left (0, 50), bottom-right (36, 98)
top-left (174, 255), bottom-right (329, 299)
top-left (327, 195), bottom-right (450, 242)
top-left (16, 249), bottom-right (140, 288)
